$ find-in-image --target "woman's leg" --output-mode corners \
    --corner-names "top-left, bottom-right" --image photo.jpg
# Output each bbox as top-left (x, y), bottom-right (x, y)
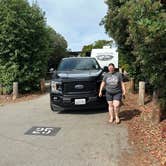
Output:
top-left (113, 100), bottom-right (121, 123)
top-left (108, 101), bottom-right (114, 122)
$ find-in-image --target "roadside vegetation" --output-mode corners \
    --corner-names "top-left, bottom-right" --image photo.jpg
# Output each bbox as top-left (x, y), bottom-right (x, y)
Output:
top-left (101, 0), bottom-right (166, 114)
top-left (101, 1), bottom-right (166, 164)
top-left (80, 40), bottom-right (114, 57)
top-left (0, 0), bottom-right (68, 93)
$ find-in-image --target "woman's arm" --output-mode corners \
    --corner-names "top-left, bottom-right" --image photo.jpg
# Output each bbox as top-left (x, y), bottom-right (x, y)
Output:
top-left (99, 81), bottom-right (105, 97)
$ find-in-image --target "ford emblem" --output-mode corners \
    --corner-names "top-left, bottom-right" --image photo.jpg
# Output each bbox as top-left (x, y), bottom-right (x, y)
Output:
top-left (75, 84), bottom-right (84, 89)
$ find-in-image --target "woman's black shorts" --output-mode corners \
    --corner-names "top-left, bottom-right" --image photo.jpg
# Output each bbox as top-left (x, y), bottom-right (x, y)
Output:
top-left (106, 92), bottom-right (122, 101)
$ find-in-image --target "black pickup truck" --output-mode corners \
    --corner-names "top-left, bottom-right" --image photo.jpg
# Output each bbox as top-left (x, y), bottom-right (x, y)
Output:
top-left (50, 57), bottom-right (107, 111)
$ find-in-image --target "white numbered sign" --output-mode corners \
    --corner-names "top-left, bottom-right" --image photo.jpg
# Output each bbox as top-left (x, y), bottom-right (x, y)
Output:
top-left (25, 126), bottom-right (61, 136)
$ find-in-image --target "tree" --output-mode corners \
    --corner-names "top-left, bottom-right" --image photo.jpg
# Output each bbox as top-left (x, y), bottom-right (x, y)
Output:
top-left (81, 40), bottom-right (113, 57)
top-left (102, 0), bottom-right (166, 94)
top-left (47, 27), bottom-right (68, 70)
top-left (0, 0), bottom-right (67, 92)
top-left (101, 0), bottom-right (137, 77)
top-left (102, 0), bottom-right (166, 122)
top-left (80, 44), bottom-right (93, 57)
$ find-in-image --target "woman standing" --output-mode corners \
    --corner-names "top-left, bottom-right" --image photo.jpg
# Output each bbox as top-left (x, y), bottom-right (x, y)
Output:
top-left (99, 63), bottom-right (126, 124)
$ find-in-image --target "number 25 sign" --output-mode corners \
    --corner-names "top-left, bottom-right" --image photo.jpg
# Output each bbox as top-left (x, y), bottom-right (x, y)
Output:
top-left (25, 126), bottom-right (61, 136)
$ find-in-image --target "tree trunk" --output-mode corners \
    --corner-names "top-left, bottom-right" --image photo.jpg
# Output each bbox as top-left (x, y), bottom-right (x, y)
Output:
top-left (129, 78), bottom-right (135, 93)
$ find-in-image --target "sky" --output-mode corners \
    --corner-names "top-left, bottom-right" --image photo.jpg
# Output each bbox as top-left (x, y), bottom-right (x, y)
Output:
top-left (28, 0), bottom-right (110, 51)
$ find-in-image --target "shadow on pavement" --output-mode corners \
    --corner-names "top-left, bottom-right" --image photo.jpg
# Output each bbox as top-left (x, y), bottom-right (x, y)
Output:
top-left (119, 109), bottom-right (141, 121)
top-left (58, 108), bottom-right (107, 115)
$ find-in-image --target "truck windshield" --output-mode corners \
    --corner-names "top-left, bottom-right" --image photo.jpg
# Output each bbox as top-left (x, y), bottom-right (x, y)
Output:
top-left (57, 58), bottom-right (100, 71)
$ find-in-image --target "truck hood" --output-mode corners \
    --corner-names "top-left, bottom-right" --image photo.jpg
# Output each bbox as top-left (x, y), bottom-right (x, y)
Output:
top-left (52, 70), bottom-right (103, 81)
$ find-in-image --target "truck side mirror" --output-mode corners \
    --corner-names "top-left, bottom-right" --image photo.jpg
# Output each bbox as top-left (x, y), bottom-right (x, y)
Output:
top-left (103, 66), bottom-right (108, 72)
top-left (49, 68), bottom-right (54, 73)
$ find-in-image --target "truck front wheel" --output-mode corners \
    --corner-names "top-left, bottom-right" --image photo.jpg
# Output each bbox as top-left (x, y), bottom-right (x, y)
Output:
top-left (50, 101), bottom-right (57, 112)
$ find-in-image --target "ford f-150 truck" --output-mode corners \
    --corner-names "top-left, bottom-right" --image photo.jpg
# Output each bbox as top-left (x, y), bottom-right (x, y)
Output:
top-left (50, 57), bottom-right (107, 111)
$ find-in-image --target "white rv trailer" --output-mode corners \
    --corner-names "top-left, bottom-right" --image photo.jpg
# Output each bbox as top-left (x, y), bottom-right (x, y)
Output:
top-left (91, 46), bottom-right (118, 68)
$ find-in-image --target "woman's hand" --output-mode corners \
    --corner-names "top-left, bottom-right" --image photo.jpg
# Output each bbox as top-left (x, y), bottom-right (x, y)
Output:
top-left (99, 81), bottom-right (105, 97)
top-left (122, 91), bottom-right (126, 96)
top-left (99, 91), bottom-right (102, 97)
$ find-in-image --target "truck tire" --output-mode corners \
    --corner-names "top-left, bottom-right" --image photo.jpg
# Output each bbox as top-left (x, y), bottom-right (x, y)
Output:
top-left (50, 101), bottom-right (57, 112)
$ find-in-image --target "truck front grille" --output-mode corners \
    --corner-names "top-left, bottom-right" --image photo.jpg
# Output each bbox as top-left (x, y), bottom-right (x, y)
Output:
top-left (63, 81), bottom-right (97, 94)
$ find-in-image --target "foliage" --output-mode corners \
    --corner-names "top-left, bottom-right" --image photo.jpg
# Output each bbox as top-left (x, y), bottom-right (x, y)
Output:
top-left (0, 0), bottom-right (67, 93)
top-left (80, 40), bottom-right (113, 57)
top-left (102, 0), bottom-right (166, 96)
top-left (47, 26), bottom-right (68, 70)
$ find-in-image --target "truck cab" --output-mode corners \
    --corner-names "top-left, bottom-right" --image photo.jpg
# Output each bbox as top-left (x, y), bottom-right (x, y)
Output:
top-left (50, 57), bottom-right (107, 111)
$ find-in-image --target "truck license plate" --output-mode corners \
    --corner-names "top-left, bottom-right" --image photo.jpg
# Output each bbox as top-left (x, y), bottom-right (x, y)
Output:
top-left (74, 99), bottom-right (86, 105)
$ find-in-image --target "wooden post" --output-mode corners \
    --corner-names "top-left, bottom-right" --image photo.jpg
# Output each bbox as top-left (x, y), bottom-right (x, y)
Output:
top-left (152, 89), bottom-right (159, 103)
top-left (151, 89), bottom-right (161, 124)
top-left (2, 87), bottom-right (7, 95)
top-left (40, 78), bottom-right (45, 93)
top-left (13, 82), bottom-right (18, 100)
top-left (119, 68), bottom-right (122, 73)
top-left (151, 103), bottom-right (161, 125)
top-left (138, 81), bottom-right (145, 105)
top-left (130, 78), bottom-right (135, 93)
top-left (0, 84), bottom-right (2, 95)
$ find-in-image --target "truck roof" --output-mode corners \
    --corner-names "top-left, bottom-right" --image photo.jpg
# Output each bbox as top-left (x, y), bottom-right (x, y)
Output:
top-left (62, 57), bottom-right (95, 60)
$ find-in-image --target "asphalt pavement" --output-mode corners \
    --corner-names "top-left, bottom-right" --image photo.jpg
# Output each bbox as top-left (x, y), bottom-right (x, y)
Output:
top-left (0, 94), bottom-right (132, 166)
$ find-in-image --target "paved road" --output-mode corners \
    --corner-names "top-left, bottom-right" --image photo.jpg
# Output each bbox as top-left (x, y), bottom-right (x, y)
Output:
top-left (0, 94), bottom-right (132, 166)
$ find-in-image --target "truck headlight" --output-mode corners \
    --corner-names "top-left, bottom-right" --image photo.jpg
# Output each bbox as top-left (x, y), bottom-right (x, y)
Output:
top-left (51, 81), bottom-right (62, 92)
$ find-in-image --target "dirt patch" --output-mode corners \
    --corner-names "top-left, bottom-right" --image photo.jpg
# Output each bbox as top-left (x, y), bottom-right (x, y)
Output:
top-left (0, 92), bottom-right (46, 106)
top-left (119, 91), bottom-right (166, 166)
